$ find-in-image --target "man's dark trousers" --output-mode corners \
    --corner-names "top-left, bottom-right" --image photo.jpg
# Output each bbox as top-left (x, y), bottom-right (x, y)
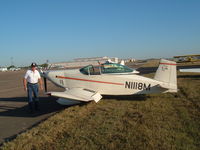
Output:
top-left (27, 82), bottom-right (40, 112)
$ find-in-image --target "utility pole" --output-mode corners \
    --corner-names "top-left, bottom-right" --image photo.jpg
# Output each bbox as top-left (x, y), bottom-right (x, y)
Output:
top-left (10, 57), bottom-right (14, 66)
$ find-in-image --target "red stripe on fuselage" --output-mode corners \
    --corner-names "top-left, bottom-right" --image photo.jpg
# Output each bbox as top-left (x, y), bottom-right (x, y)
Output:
top-left (56, 76), bottom-right (124, 85)
top-left (159, 63), bottom-right (176, 66)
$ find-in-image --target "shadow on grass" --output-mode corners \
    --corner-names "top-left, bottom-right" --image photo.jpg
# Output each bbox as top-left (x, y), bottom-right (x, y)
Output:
top-left (178, 75), bottom-right (200, 79)
top-left (103, 94), bottom-right (148, 101)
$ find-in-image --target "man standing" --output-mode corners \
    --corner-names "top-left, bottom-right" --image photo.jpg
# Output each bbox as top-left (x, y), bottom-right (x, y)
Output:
top-left (23, 63), bottom-right (43, 113)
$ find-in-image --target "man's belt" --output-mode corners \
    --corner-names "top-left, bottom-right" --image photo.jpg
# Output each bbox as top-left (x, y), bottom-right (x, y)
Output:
top-left (28, 82), bottom-right (38, 85)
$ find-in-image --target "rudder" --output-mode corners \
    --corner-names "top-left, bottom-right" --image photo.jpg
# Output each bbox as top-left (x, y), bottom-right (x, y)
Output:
top-left (154, 59), bottom-right (177, 92)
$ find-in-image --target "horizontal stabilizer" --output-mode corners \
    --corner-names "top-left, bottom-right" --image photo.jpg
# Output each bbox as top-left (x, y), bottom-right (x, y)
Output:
top-left (47, 88), bottom-right (102, 103)
top-left (155, 84), bottom-right (177, 93)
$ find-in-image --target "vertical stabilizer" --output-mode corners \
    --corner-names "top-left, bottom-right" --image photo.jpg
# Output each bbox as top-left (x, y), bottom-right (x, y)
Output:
top-left (154, 59), bottom-right (177, 92)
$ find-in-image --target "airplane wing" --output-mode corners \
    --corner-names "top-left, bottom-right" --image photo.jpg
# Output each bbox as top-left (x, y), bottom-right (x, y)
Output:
top-left (179, 68), bottom-right (200, 73)
top-left (47, 88), bottom-right (102, 103)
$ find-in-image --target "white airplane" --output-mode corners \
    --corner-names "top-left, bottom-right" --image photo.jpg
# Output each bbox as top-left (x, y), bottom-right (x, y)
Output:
top-left (0, 67), bottom-right (7, 72)
top-left (41, 59), bottom-right (177, 105)
top-left (9, 67), bottom-right (21, 71)
top-left (179, 68), bottom-right (200, 73)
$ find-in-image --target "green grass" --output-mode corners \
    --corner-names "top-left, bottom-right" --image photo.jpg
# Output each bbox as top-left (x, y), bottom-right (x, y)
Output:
top-left (1, 73), bottom-right (200, 150)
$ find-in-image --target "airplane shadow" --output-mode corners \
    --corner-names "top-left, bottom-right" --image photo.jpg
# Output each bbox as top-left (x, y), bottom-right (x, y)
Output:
top-left (178, 75), bottom-right (200, 79)
top-left (0, 96), bottom-right (66, 118)
top-left (103, 94), bottom-right (148, 101)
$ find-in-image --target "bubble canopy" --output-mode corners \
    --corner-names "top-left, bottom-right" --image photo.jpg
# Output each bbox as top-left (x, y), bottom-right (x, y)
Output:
top-left (80, 62), bottom-right (134, 75)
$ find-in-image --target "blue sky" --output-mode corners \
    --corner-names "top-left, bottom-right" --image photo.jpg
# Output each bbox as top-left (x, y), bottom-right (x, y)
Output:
top-left (0, 0), bottom-right (199, 66)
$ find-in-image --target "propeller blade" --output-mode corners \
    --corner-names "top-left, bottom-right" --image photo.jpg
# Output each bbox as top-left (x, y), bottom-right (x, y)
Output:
top-left (43, 76), bottom-right (47, 92)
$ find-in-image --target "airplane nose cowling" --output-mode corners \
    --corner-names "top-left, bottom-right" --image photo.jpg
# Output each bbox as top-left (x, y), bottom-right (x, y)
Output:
top-left (45, 71), bottom-right (56, 80)
top-left (41, 70), bottom-right (65, 92)
top-left (45, 70), bottom-right (65, 87)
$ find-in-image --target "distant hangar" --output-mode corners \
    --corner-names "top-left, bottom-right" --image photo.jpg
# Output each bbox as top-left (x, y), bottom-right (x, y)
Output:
top-left (49, 56), bottom-right (135, 69)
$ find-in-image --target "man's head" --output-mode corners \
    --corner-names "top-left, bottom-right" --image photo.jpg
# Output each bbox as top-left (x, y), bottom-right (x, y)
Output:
top-left (31, 62), bottom-right (37, 71)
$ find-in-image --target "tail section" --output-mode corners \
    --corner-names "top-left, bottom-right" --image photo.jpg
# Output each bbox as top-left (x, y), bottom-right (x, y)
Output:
top-left (154, 59), bottom-right (177, 92)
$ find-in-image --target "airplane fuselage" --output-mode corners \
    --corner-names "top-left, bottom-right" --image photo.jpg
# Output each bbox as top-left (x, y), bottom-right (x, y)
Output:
top-left (45, 69), bottom-right (167, 95)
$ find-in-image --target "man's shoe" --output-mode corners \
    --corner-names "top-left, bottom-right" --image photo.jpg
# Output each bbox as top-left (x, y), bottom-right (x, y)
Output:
top-left (28, 102), bottom-right (34, 113)
top-left (34, 101), bottom-right (40, 111)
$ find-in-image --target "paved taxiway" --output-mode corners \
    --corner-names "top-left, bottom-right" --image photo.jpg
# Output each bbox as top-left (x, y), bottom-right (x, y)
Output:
top-left (0, 70), bottom-right (64, 144)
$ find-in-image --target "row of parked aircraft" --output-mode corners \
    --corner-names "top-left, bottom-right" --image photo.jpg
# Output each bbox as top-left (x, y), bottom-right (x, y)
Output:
top-left (174, 54), bottom-right (200, 73)
top-left (0, 67), bottom-right (8, 72)
top-left (0, 67), bottom-right (21, 72)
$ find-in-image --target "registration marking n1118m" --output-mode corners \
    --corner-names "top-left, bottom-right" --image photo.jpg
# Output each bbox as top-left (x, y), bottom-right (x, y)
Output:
top-left (125, 81), bottom-right (151, 91)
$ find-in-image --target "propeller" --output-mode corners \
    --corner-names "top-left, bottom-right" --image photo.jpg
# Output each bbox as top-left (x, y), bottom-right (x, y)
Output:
top-left (39, 69), bottom-right (48, 93)
top-left (43, 75), bottom-right (47, 92)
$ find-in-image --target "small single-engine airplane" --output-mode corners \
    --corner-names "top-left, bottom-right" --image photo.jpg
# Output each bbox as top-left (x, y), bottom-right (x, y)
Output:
top-left (174, 54), bottom-right (200, 63)
top-left (41, 59), bottom-right (177, 105)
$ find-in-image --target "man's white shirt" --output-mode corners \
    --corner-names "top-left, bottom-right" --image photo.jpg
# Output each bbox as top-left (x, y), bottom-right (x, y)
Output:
top-left (24, 70), bottom-right (41, 84)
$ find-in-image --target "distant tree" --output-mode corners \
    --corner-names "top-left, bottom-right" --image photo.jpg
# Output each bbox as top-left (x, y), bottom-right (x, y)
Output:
top-left (40, 63), bottom-right (48, 68)
top-left (7, 65), bottom-right (16, 69)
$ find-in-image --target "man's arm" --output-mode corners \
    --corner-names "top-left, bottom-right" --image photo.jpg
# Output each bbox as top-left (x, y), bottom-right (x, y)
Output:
top-left (23, 78), bottom-right (27, 91)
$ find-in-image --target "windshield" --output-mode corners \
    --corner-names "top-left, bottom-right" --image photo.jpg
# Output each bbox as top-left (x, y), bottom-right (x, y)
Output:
top-left (80, 65), bottom-right (101, 75)
top-left (80, 63), bottom-right (134, 75)
top-left (101, 63), bottom-right (133, 74)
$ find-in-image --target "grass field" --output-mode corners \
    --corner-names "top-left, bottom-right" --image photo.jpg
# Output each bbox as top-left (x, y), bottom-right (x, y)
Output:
top-left (1, 62), bottom-right (200, 150)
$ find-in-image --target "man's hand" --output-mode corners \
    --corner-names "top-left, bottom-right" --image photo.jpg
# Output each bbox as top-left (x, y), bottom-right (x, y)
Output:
top-left (24, 87), bottom-right (27, 91)
top-left (23, 78), bottom-right (27, 92)
top-left (40, 85), bottom-right (43, 91)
